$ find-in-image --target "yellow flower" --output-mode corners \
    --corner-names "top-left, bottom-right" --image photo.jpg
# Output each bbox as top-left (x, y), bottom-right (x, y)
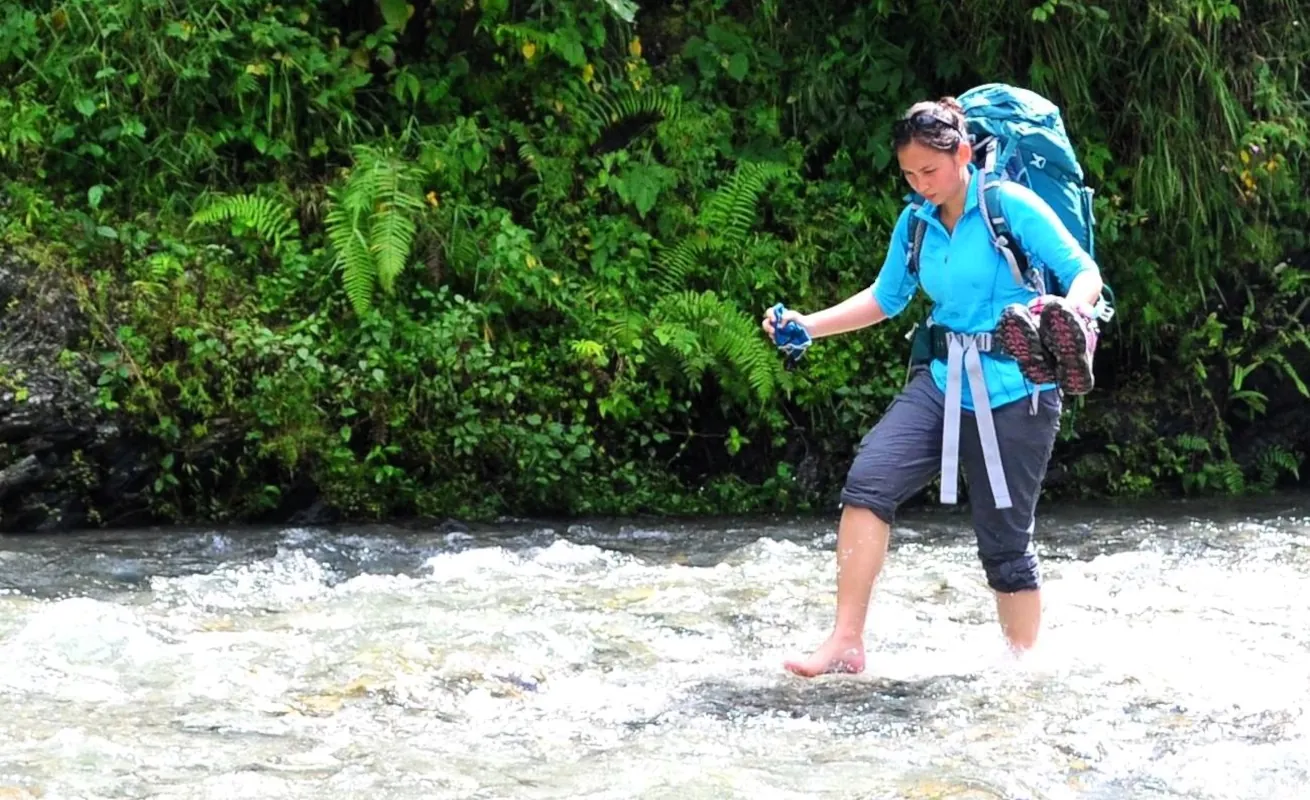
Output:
top-left (629, 38), bottom-right (642, 58)
top-left (522, 41), bottom-right (537, 61)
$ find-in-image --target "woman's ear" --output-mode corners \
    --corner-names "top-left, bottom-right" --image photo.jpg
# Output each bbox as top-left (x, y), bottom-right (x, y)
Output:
top-left (955, 139), bottom-right (973, 169)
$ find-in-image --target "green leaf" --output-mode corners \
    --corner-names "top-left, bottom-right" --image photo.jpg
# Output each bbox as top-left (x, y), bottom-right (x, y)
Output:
top-left (613, 162), bottom-right (678, 218)
top-left (74, 97), bottom-right (97, 117)
top-left (600, 0), bottom-right (638, 23)
top-left (726, 52), bottom-right (749, 81)
top-left (463, 145), bottom-right (486, 173)
top-left (555, 28), bottom-right (587, 67)
top-left (378, 0), bottom-right (412, 31)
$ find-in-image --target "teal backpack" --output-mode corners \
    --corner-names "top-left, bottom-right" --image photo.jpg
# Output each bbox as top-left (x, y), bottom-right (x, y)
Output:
top-left (906, 83), bottom-right (1115, 324)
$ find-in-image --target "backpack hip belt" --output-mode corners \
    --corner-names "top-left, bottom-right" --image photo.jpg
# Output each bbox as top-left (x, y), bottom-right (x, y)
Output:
top-left (908, 320), bottom-right (1013, 365)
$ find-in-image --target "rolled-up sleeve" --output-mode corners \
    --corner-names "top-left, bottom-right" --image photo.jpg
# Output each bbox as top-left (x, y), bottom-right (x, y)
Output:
top-left (870, 206), bottom-right (919, 318)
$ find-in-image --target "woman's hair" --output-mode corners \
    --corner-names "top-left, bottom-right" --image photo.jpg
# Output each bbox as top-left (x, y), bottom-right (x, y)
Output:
top-left (892, 97), bottom-right (967, 152)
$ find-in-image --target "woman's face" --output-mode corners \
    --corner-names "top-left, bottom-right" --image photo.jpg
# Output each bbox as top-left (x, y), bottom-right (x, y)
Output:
top-left (897, 140), bottom-right (971, 208)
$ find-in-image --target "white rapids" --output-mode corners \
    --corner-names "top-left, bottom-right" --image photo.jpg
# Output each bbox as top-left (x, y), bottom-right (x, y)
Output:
top-left (1, 498), bottom-right (1308, 799)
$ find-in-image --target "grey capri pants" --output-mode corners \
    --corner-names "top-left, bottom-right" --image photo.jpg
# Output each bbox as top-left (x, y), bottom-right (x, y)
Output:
top-left (840, 366), bottom-right (1062, 593)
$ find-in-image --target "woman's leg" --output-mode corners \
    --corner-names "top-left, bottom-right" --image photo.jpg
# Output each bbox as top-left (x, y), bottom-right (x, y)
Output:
top-left (783, 506), bottom-right (890, 676)
top-left (959, 388), bottom-right (1062, 651)
top-left (785, 368), bottom-right (945, 677)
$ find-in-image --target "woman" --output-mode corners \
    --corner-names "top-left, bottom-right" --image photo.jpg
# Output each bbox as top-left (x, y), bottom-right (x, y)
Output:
top-left (763, 97), bottom-right (1104, 677)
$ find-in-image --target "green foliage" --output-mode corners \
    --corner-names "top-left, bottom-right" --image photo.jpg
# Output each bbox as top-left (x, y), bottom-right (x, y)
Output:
top-left (653, 160), bottom-right (792, 294)
top-left (323, 144), bottom-right (429, 315)
top-left (645, 289), bottom-right (783, 405)
top-left (190, 194), bottom-right (300, 257)
top-left (1, 0), bottom-right (1307, 526)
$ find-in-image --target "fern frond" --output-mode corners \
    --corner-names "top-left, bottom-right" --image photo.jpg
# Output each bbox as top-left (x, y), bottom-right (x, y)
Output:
top-left (322, 144), bottom-right (428, 314)
top-left (1218, 461), bottom-right (1245, 494)
top-left (325, 197), bottom-right (375, 315)
top-left (564, 75), bottom-right (681, 149)
top-left (653, 321), bottom-right (703, 358)
top-left (370, 205), bottom-right (417, 294)
top-left (653, 235), bottom-right (708, 294)
top-left (570, 339), bottom-right (608, 366)
top-left (506, 121), bottom-right (574, 206)
top-left (606, 309), bottom-right (648, 348)
top-left (701, 161), bottom-right (790, 249)
top-left (648, 161), bottom-right (790, 295)
top-left (369, 159), bottom-right (423, 292)
top-left (1258, 445), bottom-right (1302, 482)
top-left (190, 194), bottom-right (299, 253)
top-left (508, 121), bottom-right (545, 175)
top-left (338, 158), bottom-right (380, 217)
top-left (650, 290), bottom-right (785, 404)
top-left (1174, 433), bottom-right (1211, 453)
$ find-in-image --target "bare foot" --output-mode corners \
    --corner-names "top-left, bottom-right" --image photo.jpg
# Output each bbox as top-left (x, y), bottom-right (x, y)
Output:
top-left (782, 635), bottom-right (865, 677)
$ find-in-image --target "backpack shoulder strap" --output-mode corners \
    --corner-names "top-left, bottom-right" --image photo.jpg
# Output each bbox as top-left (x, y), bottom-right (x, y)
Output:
top-left (906, 203), bottom-right (927, 280)
top-left (979, 178), bottom-right (1049, 296)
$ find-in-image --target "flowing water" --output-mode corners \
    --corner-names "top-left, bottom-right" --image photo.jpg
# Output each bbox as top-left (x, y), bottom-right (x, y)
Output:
top-left (2, 496), bottom-right (1310, 799)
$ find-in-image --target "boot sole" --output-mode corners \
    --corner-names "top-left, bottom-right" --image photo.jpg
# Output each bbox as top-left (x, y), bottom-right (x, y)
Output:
top-left (1040, 304), bottom-right (1095, 395)
top-left (995, 307), bottom-right (1058, 386)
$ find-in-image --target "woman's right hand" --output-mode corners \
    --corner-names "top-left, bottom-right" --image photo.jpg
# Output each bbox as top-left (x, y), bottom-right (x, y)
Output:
top-left (762, 306), bottom-right (809, 343)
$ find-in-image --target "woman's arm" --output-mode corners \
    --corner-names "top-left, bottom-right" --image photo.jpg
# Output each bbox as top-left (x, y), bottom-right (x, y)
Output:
top-left (808, 205), bottom-right (917, 336)
top-left (802, 290), bottom-right (889, 339)
top-left (765, 205), bottom-right (917, 341)
top-left (1063, 268), bottom-right (1104, 310)
top-left (999, 183), bottom-right (1104, 307)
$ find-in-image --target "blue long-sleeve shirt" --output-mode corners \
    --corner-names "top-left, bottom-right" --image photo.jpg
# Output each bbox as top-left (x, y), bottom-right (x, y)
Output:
top-left (871, 165), bottom-right (1100, 410)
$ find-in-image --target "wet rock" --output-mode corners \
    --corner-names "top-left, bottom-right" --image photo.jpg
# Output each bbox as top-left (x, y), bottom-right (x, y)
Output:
top-left (0, 454), bottom-right (41, 501)
top-left (0, 248), bottom-right (154, 532)
top-left (391, 515), bottom-right (472, 535)
top-left (286, 497), bottom-right (341, 527)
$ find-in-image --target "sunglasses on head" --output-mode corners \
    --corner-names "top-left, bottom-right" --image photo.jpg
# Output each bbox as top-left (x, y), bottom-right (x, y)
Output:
top-left (892, 109), bottom-right (962, 142)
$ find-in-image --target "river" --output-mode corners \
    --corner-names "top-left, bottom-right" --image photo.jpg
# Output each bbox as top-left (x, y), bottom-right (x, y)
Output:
top-left (1, 496), bottom-right (1308, 799)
